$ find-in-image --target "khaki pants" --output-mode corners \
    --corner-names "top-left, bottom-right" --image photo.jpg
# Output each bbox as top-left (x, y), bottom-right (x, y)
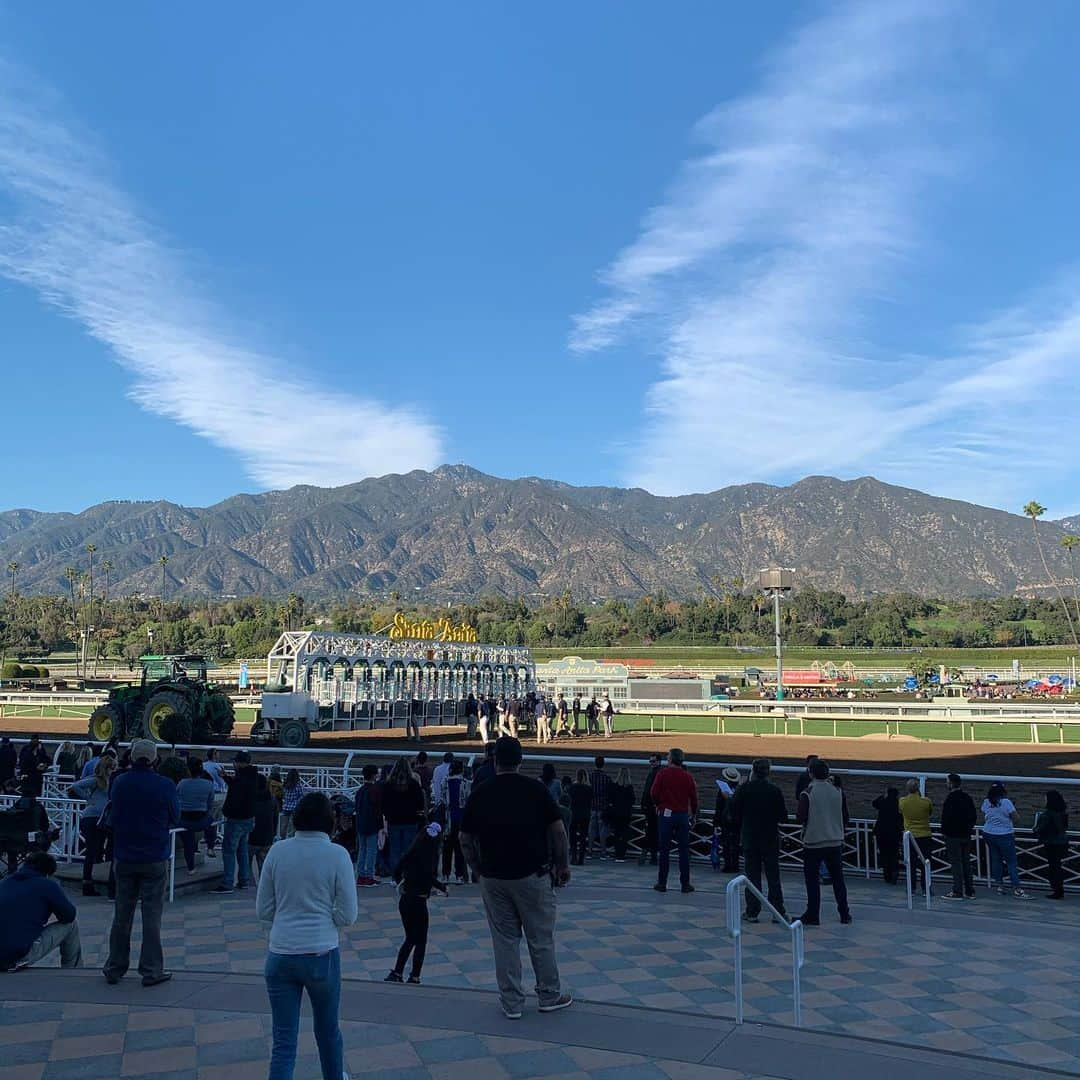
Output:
top-left (16, 918), bottom-right (82, 969)
top-left (480, 873), bottom-right (562, 1012)
top-left (536, 716), bottom-right (551, 744)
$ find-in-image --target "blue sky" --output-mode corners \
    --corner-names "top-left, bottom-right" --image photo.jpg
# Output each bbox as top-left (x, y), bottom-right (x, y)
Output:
top-left (2, 2), bottom-right (1080, 515)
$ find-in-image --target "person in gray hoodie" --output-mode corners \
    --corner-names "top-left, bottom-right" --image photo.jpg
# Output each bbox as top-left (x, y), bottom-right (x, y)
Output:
top-left (796, 760), bottom-right (852, 926)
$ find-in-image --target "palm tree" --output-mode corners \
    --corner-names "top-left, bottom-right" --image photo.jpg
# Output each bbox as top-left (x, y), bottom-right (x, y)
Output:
top-left (1024, 501), bottom-right (1078, 645)
top-left (1061, 535), bottom-right (1080, 630)
top-left (6, 561), bottom-right (17, 597)
top-left (96, 559), bottom-right (113, 677)
top-left (64, 566), bottom-right (80, 676)
top-left (158, 555), bottom-right (170, 629)
top-left (85, 543), bottom-right (97, 626)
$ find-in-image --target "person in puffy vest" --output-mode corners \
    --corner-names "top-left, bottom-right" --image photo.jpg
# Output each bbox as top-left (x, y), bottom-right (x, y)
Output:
top-left (796, 760), bottom-right (851, 926)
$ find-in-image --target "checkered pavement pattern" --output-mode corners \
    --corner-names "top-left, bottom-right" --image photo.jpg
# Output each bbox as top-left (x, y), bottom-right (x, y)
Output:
top-left (20, 860), bottom-right (1080, 1074)
top-left (0, 998), bottom-right (768, 1080)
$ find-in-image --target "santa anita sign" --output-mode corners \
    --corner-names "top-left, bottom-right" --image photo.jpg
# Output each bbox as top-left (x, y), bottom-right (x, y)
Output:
top-left (535, 656), bottom-right (630, 705)
top-left (387, 612), bottom-right (479, 643)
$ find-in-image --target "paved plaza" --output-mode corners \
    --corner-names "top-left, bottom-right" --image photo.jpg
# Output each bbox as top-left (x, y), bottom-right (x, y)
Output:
top-left (2, 859), bottom-right (1078, 1078)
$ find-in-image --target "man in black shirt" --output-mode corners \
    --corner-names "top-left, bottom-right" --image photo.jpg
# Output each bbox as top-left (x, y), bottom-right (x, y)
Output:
top-left (940, 773), bottom-right (977, 900)
top-left (460, 736), bottom-right (572, 1020)
top-left (731, 758), bottom-right (788, 921)
top-left (471, 742), bottom-right (497, 787)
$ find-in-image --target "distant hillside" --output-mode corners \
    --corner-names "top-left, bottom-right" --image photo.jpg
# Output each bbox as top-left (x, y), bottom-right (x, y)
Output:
top-left (0, 467), bottom-right (1074, 599)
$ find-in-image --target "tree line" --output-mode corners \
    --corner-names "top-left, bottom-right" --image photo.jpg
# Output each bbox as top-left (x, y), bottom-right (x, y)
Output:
top-left (0, 585), bottom-right (1077, 666)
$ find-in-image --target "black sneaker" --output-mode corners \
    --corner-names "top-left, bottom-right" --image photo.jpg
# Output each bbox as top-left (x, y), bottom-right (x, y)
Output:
top-left (384, 971), bottom-right (403, 983)
top-left (797, 912), bottom-right (820, 926)
top-left (964, 891), bottom-right (976, 900)
top-left (941, 892), bottom-right (965, 901)
top-left (681, 883), bottom-right (695, 894)
top-left (212, 885), bottom-right (234, 893)
top-left (743, 912), bottom-right (759, 923)
top-left (406, 975), bottom-right (421, 985)
top-left (653, 882), bottom-right (667, 892)
top-left (839, 913), bottom-right (853, 925)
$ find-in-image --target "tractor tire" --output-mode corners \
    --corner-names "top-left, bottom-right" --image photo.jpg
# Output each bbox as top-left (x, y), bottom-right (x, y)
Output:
top-left (88, 704), bottom-right (122, 743)
top-left (201, 691), bottom-right (236, 743)
top-left (142, 690), bottom-right (195, 743)
top-left (278, 719), bottom-right (310, 749)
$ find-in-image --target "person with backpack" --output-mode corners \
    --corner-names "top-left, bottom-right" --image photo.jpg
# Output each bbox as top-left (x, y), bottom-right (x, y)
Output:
top-left (441, 760), bottom-right (471, 883)
top-left (940, 774), bottom-right (977, 900)
top-left (386, 823), bottom-right (448, 984)
top-left (354, 765), bottom-right (383, 887)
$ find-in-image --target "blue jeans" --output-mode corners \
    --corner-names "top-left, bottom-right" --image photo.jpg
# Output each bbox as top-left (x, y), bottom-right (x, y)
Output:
top-left (356, 831), bottom-right (379, 879)
top-left (985, 832), bottom-right (1020, 887)
top-left (221, 817), bottom-right (254, 888)
top-left (265, 948), bottom-right (343, 1080)
top-left (657, 811), bottom-right (691, 887)
top-left (388, 823), bottom-right (418, 873)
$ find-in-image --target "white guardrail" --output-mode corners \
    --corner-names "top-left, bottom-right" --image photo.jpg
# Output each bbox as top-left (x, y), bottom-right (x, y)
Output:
top-left (903, 830), bottom-right (932, 911)
top-left (726, 874), bottom-right (804, 1026)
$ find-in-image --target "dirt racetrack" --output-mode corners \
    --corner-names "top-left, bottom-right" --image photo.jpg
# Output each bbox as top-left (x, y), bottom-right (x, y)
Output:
top-left (7, 714), bottom-right (1078, 819)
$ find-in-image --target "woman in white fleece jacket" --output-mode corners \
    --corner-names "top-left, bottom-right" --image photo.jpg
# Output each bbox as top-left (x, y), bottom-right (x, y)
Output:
top-left (257, 792), bottom-right (358, 1080)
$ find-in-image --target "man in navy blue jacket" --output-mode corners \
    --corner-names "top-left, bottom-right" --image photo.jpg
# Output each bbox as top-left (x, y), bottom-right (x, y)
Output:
top-left (103, 738), bottom-right (180, 987)
top-left (0, 851), bottom-right (81, 970)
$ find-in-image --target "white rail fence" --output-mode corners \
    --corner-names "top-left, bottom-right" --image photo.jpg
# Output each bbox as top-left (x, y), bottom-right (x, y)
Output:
top-left (903, 830), bottom-right (933, 911)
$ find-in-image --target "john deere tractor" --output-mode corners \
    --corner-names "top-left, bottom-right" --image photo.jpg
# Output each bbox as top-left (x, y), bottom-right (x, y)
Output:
top-left (87, 655), bottom-right (235, 745)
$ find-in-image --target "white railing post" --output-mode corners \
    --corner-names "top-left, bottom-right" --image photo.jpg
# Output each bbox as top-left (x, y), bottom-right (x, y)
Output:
top-left (903, 830), bottom-right (931, 910)
top-left (725, 874), bottom-right (803, 1027)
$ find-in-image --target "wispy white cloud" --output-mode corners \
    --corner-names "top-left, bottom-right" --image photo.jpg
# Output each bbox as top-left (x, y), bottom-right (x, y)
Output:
top-left (571, 1), bottom-right (1080, 513)
top-left (0, 61), bottom-right (444, 490)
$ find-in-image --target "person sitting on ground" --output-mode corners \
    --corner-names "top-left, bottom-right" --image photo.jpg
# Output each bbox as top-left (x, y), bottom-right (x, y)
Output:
top-left (871, 787), bottom-right (903, 886)
top-left (386, 822), bottom-right (447, 985)
top-left (0, 851), bottom-right (81, 972)
top-left (3, 780), bottom-right (53, 875)
top-left (898, 779), bottom-right (934, 894)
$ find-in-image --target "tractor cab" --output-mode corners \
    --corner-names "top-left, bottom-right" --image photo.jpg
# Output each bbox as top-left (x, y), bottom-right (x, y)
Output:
top-left (139, 654), bottom-right (213, 686)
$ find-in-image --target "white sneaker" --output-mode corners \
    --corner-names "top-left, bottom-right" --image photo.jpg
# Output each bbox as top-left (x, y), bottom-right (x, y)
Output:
top-left (501, 1004), bottom-right (523, 1019)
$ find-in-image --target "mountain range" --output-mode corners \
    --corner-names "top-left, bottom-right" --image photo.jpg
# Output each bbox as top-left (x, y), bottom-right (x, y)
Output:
top-left (0, 467), bottom-right (1076, 600)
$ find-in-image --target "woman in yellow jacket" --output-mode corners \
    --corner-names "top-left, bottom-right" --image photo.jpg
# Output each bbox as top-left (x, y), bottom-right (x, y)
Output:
top-left (898, 779), bottom-right (933, 892)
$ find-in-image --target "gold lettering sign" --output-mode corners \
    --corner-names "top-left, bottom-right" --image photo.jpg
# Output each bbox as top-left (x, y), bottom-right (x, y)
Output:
top-left (388, 612), bottom-right (478, 643)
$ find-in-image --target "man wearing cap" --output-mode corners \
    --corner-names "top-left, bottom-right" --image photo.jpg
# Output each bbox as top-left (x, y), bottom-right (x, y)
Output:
top-left (103, 738), bottom-right (180, 986)
top-left (460, 736), bottom-right (572, 1019)
top-left (714, 766), bottom-right (743, 874)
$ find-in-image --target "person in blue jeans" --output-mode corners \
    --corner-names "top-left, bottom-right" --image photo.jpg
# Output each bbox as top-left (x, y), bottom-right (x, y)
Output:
top-left (213, 751), bottom-right (259, 893)
top-left (257, 792), bottom-right (357, 1080)
top-left (380, 757), bottom-right (425, 874)
top-left (353, 765), bottom-right (382, 886)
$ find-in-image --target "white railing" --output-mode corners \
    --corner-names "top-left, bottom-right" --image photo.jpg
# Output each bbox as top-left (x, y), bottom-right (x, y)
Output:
top-left (725, 874), bottom-right (804, 1027)
top-left (903, 830), bottom-right (932, 911)
top-left (0, 794), bottom-right (83, 864)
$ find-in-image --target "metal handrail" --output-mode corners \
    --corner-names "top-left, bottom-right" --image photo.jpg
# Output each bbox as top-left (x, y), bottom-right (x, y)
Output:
top-left (725, 874), bottom-right (804, 1027)
top-left (903, 830), bottom-right (932, 910)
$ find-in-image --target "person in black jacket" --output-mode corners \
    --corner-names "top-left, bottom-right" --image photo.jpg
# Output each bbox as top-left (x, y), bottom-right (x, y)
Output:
top-left (940, 773), bottom-right (977, 900)
top-left (730, 759), bottom-right (788, 921)
top-left (605, 769), bottom-right (635, 862)
top-left (1035, 790), bottom-right (1069, 900)
top-left (871, 787), bottom-right (903, 885)
top-left (568, 771), bottom-right (592, 865)
top-left (248, 774), bottom-right (279, 880)
top-left (18, 736), bottom-right (50, 796)
top-left (385, 823), bottom-right (447, 984)
top-left (638, 755), bottom-right (662, 866)
top-left (214, 751), bottom-right (260, 893)
top-left (0, 737), bottom-right (17, 788)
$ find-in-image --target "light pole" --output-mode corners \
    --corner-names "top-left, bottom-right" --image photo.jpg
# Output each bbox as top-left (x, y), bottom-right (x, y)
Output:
top-left (758, 568), bottom-right (794, 701)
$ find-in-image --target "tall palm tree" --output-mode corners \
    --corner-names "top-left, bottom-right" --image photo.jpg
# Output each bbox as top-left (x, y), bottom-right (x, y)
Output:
top-left (64, 566), bottom-right (80, 676)
top-left (158, 555), bottom-right (170, 630)
top-left (1024, 501), bottom-right (1078, 645)
top-left (1061, 535), bottom-right (1080, 630)
top-left (85, 543), bottom-right (97, 627)
top-left (6, 561), bottom-right (17, 597)
top-left (96, 558), bottom-right (113, 677)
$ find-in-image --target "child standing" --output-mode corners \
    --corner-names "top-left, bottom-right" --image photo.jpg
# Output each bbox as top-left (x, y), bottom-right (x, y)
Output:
top-left (386, 822), bottom-right (447, 984)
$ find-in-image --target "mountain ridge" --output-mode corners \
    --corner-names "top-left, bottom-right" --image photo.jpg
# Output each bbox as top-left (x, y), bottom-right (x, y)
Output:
top-left (0, 467), bottom-right (1074, 600)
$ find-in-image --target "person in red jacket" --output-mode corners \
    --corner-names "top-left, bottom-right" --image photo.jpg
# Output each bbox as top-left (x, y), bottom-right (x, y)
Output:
top-left (650, 748), bottom-right (698, 894)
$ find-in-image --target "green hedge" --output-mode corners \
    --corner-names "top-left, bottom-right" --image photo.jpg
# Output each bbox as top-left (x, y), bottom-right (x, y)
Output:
top-left (0, 663), bottom-right (49, 679)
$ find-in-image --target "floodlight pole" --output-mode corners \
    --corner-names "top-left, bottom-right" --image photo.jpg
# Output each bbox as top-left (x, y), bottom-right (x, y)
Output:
top-left (772, 590), bottom-right (784, 702)
top-left (758, 568), bottom-right (794, 702)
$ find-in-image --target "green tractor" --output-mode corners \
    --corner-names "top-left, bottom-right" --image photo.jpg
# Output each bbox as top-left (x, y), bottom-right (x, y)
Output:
top-left (87, 655), bottom-right (235, 745)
